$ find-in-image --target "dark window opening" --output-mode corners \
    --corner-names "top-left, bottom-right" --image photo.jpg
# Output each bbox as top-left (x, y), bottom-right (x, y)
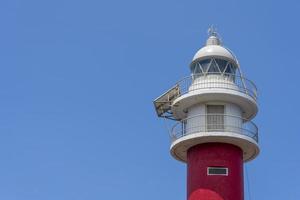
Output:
top-left (207, 167), bottom-right (228, 175)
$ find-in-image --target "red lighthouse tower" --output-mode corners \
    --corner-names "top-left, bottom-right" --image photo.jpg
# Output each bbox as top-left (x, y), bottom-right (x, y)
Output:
top-left (154, 28), bottom-right (259, 200)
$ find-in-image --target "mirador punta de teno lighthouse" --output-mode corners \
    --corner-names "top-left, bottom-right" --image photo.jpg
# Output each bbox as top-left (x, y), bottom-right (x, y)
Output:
top-left (153, 28), bottom-right (259, 200)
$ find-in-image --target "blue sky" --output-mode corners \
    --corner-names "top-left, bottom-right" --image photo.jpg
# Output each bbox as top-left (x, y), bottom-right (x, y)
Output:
top-left (1, 0), bottom-right (300, 199)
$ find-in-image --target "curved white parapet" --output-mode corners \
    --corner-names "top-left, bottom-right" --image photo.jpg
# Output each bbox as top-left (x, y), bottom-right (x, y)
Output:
top-left (170, 132), bottom-right (260, 163)
top-left (172, 88), bottom-right (258, 120)
top-left (170, 74), bottom-right (258, 120)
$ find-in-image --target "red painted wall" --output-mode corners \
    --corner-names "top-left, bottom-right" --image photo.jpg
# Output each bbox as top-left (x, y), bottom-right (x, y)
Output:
top-left (187, 143), bottom-right (243, 200)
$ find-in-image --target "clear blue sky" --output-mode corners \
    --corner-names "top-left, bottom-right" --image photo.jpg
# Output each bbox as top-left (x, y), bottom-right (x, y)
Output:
top-left (1, 0), bottom-right (300, 199)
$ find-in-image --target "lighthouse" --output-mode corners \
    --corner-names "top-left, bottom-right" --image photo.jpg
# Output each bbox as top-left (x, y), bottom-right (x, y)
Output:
top-left (153, 28), bottom-right (259, 200)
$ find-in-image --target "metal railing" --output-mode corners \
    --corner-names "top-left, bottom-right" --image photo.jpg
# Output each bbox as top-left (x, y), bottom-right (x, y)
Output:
top-left (171, 114), bottom-right (258, 143)
top-left (175, 73), bottom-right (257, 100)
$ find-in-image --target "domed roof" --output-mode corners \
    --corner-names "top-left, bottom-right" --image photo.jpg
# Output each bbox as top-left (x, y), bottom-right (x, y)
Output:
top-left (191, 35), bottom-right (238, 65)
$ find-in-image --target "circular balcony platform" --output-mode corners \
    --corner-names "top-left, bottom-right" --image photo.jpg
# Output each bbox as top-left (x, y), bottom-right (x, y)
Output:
top-left (170, 74), bottom-right (258, 120)
top-left (169, 114), bottom-right (259, 163)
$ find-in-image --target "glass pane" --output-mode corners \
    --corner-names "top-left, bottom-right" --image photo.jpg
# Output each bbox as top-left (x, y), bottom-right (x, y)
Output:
top-left (190, 65), bottom-right (196, 74)
top-left (230, 63), bottom-right (236, 74)
top-left (208, 59), bottom-right (221, 73)
top-left (194, 63), bottom-right (202, 74)
top-left (199, 59), bottom-right (211, 73)
top-left (215, 59), bottom-right (228, 73)
top-left (191, 63), bottom-right (204, 77)
top-left (225, 63), bottom-right (233, 74)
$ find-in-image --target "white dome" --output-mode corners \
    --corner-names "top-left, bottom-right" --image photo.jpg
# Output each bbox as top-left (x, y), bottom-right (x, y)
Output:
top-left (193, 45), bottom-right (235, 61)
top-left (191, 36), bottom-right (238, 65)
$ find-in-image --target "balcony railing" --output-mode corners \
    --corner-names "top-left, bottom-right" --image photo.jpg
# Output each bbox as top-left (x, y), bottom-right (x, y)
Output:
top-left (171, 114), bottom-right (258, 143)
top-left (175, 73), bottom-right (257, 101)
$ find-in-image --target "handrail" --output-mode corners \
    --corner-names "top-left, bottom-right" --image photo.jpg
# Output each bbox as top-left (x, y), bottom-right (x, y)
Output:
top-left (170, 114), bottom-right (258, 143)
top-left (173, 73), bottom-right (258, 101)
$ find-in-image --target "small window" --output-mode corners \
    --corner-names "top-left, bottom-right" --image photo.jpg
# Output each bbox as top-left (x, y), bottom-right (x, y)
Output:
top-left (207, 167), bottom-right (228, 176)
